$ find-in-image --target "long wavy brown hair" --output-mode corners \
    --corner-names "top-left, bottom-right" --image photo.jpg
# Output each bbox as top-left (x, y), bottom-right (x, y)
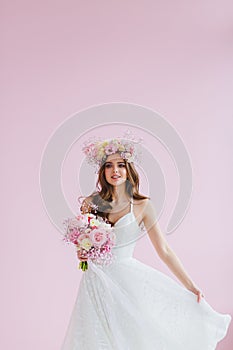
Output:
top-left (79, 153), bottom-right (149, 224)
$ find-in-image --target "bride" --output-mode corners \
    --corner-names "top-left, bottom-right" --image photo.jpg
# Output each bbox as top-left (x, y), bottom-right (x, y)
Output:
top-left (79, 151), bottom-right (204, 302)
top-left (62, 134), bottom-right (231, 350)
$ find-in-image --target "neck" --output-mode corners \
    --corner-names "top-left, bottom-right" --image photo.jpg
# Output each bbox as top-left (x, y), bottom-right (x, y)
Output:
top-left (111, 183), bottom-right (130, 204)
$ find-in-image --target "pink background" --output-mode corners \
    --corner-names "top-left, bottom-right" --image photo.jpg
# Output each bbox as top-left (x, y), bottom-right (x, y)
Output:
top-left (1, 1), bottom-right (233, 349)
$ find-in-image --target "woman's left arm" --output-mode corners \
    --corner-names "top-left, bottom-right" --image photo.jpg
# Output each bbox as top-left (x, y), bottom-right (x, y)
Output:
top-left (142, 199), bottom-right (205, 303)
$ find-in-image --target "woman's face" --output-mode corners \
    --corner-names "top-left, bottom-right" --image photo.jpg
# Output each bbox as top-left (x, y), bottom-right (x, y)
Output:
top-left (104, 153), bottom-right (128, 186)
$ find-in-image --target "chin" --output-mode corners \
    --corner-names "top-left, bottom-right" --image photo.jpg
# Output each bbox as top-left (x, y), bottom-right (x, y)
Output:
top-left (111, 180), bottom-right (126, 186)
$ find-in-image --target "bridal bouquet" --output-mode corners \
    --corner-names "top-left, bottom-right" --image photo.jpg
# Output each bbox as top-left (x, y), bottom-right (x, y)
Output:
top-left (62, 213), bottom-right (116, 271)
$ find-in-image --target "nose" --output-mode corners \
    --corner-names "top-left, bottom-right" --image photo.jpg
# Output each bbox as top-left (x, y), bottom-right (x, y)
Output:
top-left (112, 164), bottom-right (119, 173)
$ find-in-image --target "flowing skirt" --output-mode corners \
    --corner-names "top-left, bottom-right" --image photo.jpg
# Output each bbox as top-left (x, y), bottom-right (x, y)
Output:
top-left (61, 257), bottom-right (231, 350)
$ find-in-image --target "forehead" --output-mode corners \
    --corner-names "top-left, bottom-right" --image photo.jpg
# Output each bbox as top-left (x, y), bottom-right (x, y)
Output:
top-left (105, 154), bottom-right (125, 162)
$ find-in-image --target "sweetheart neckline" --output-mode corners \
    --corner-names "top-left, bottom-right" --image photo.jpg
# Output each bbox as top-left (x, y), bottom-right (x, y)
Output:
top-left (108, 200), bottom-right (133, 227)
top-left (112, 211), bottom-right (133, 227)
top-left (111, 211), bottom-right (143, 229)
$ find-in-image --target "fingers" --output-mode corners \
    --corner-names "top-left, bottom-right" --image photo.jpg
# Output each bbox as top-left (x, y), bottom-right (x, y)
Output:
top-left (77, 250), bottom-right (88, 261)
top-left (197, 291), bottom-right (205, 303)
top-left (78, 253), bottom-right (87, 261)
top-left (78, 256), bottom-right (88, 262)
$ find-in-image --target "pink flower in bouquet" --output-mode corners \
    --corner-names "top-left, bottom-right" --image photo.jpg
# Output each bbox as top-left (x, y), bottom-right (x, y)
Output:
top-left (75, 214), bottom-right (88, 227)
top-left (66, 218), bottom-right (85, 234)
top-left (68, 231), bottom-right (80, 244)
top-left (106, 231), bottom-right (117, 247)
top-left (90, 228), bottom-right (108, 247)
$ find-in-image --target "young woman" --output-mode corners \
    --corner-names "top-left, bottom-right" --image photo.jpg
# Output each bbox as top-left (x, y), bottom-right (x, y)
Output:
top-left (61, 137), bottom-right (231, 350)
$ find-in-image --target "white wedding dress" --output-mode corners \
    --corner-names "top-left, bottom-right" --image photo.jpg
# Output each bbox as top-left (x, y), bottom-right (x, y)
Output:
top-left (61, 201), bottom-right (231, 349)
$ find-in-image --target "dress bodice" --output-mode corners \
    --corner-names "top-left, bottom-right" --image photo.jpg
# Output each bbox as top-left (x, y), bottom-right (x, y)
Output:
top-left (110, 200), bottom-right (143, 260)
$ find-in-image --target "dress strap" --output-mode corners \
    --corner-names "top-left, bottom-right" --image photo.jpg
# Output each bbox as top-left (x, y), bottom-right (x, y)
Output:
top-left (130, 199), bottom-right (133, 212)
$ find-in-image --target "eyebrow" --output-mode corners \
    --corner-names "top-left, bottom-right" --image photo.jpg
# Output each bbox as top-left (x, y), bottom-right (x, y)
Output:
top-left (105, 161), bottom-right (125, 164)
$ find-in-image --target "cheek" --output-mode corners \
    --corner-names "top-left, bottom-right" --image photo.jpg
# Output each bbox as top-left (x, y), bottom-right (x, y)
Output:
top-left (104, 169), bottom-right (111, 178)
top-left (122, 169), bottom-right (127, 177)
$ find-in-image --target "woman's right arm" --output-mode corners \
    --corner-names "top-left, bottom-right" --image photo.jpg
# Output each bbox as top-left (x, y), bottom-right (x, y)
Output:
top-left (142, 199), bottom-right (204, 303)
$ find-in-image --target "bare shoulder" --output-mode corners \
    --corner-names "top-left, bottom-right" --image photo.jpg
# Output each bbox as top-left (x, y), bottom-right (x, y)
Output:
top-left (132, 197), bottom-right (152, 223)
top-left (132, 197), bottom-right (151, 209)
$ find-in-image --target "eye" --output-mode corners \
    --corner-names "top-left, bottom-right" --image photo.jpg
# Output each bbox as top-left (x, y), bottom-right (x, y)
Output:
top-left (105, 163), bottom-right (112, 168)
top-left (119, 163), bottom-right (126, 167)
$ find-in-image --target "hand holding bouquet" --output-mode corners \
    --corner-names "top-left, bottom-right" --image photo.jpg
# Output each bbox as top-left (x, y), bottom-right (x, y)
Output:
top-left (62, 213), bottom-right (116, 271)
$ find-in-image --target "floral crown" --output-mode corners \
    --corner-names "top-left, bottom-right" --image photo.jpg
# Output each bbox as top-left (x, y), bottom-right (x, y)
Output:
top-left (82, 129), bottom-right (143, 171)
